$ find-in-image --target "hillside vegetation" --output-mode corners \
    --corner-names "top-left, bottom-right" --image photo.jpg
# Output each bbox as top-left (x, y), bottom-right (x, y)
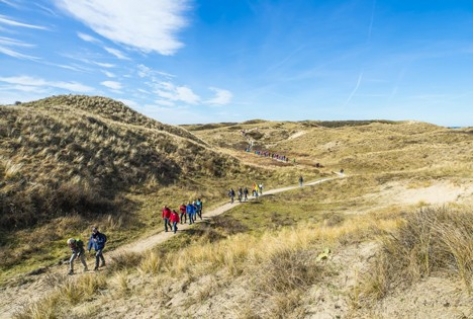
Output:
top-left (0, 95), bottom-right (472, 319)
top-left (1, 95), bottom-right (308, 275)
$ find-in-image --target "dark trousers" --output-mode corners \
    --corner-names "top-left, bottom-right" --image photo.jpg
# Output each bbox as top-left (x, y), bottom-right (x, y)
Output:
top-left (94, 249), bottom-right (105, 269)
top-left (163, 217), bottom-right (171, 231)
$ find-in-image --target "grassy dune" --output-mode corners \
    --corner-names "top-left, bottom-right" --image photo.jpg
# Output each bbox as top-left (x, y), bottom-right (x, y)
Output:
top-left (1, 95), bottom-right (472, 318)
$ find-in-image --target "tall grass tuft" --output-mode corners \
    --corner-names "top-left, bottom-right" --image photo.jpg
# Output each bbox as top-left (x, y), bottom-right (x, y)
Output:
top-left (356, 205), bottom-right (472, 304)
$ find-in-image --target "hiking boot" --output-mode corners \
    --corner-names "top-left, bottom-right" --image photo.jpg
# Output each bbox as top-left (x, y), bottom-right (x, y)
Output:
top-left (94, 266), bottom-right (99, 271)
top-left (68, 270), bottom-right (74, 275)
top-left (100, 263), bottom-right (106, 268)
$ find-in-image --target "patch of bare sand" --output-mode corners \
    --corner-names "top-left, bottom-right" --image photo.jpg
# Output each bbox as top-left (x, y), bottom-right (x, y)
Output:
top-left (288, 131), bottom-right (306, 139)
top-left (354, 180), bottom-right (473, 215)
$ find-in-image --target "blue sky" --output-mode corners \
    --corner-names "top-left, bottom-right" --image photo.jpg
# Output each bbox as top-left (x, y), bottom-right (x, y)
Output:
top-left (0, 0), bottom-right (472, 126)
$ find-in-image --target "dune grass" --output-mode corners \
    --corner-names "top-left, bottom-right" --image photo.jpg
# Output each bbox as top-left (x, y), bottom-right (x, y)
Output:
top-left (2, 96), bottom-right (472, 318)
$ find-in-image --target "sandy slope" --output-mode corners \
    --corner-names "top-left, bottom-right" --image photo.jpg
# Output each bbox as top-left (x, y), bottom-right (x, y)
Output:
top-left (1, 173), bottom-right (471, 319)
top-left (0, 175), bottom-right (343, 319)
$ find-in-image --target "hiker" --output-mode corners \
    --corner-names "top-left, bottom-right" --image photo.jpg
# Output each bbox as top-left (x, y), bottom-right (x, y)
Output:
top-left (340, 168), bottom-right (344, 174)
top-left (170, 209), bottom-right (180, 234)
top-left (87, 226), bottom-right (107, 271)
top-left (299, 175), bottom-right (303, 187)
top-left (67, 237), bottom-right (88, 275)
top-left (228, 188), bottom-right (235, 203)
top-left (162, 205), bottom-right (172, 232)
top-left (186, 202), bottom-right (195, 224)
top-left (253, 183), bottom-right (259, 198)
top-left (258, 183), bottom-right (263, 195)
top-left (243, 187), bottom-right (249, 201)
top-left (195, 198), bottom-right (203, 220)
top-left (237, 188), bottom-right (243, 203)
top-left (179, 203), bottom-right (187, 224)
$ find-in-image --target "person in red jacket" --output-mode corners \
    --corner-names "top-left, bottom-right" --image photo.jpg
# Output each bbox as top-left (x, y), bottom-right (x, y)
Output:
top-left (161, 206), bottom-right (172, 232)
top-left (170, 209), bottom-right (180, 234)
top-left (179, 203), bottom-right (187, 224)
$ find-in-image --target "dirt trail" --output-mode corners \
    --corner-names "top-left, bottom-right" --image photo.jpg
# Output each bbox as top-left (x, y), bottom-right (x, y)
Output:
top-left (0, 174), bottom-right (343, 319)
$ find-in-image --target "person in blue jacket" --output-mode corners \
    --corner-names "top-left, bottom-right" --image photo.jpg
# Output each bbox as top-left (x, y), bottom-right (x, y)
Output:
top-left (88, 226), bottom-right (107, 271)
top-left (186, 202), bottom-right (196, 225)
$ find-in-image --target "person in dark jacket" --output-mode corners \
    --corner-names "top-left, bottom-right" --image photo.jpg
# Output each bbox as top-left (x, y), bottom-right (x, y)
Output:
top-left (87, 226), bottom-right (107, 271)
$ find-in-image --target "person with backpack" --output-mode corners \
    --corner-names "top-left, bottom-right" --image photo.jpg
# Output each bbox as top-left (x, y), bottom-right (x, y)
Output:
top-left (299, 175), bottom-right (304, 187)
top-left (243, 187), bottom-right (249, 201)
top-left (67, 237), bottom-right (88, 275)
top-left (87, 226), bottom-right (107, 271)
top-left (195, 198), bottom-right (203, 220)
top-left (170, 209), bottom-right (180, 234)
top-left (161, 205), bottom-right (172, 232)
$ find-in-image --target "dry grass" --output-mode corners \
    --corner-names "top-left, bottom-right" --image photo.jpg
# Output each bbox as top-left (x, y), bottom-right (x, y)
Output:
top-left (2, 95), bottom-right (472, 318)
top-left (352, 205), bottom-right (473, 308)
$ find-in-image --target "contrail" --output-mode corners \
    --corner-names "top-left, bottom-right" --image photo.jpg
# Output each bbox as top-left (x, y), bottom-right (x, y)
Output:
top-left (345, 71), bottom-right (363, 106)
top-left (367, 0), bottom-right (376, 43)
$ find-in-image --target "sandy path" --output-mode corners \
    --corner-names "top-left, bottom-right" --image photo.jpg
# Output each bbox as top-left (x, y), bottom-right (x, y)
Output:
top-left (0, 174), bottom-right (343, 319)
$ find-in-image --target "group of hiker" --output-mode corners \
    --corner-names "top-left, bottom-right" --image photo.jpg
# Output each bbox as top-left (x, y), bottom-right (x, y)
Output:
top-left (66, 226), bottom-right (107, 275)
top-left (66, 175), bottom-right (313, 275)
top-left (161, 199), bottom-right (203, 234)
top-left (228, 183), bottom-right (263, 203)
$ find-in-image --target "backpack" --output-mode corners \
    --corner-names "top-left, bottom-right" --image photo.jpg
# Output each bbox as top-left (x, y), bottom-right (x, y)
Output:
top-left (75, 239), bottom-right (84, 250)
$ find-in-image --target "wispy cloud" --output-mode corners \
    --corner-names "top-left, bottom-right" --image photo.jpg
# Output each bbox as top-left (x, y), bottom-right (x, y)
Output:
top-left (0, 14), bottom-right (48, 29)
top-left (104, 47), bottom-right (129, 60)
top-left (94, 61), bottom-right (115, 68)
top-left (155, 81), bottom-right (200, 104)
top-left (54, 0), bottom-right (191, 55)
top-left (0, 75), bottom-right (95, 92)
top-left (102, 70), bottom-right (116, 78)
top-left (206, 87), bottom-right (233, 106)
top-left (0, 0), bottom-right (22, 9)
top-left (0, 36), bottom-right (38, 59)
top-left (77, 32), bottom-right (100, 43)
top-left (0, 46), bottom-right (37, 59)
top-left (137, 64), bottom-right (175, 79)
top-left (100, 80), bottom-right (122, 90)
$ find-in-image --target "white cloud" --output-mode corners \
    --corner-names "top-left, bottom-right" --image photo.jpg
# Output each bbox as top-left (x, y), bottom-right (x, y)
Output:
top-left (0, 14), bottom-right (48, 29)
top-left (102, 70), bottom-right (116, 78)
top-left (206, 87), bottom-right (233, 105)
top-left (155, 81), bottom-right (200, 105)
top-left (0, 36), bottom-right (37, 59)
top-left (77, 32), bottom-right (100, 43)
top-left (94, 61), bottom-right (115, 68)
top-left (0, 36), bottom-right (34, 47)
top-left (104, 46), bottom-right (129, 60)
top-left (0, 75), bottom-right (95, 92)
top-left (137, 64), bottom-right (174, 79)
top-left (54, 0), bottom-right (191, 55)
top-left (100, 81), bottom-right (122, 90)
top-left (0, 45), bottom-right (37, 59)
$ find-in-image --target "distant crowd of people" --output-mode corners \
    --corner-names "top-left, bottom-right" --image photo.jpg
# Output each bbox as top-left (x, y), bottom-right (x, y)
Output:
top-left (245, 148), bottom-right (296, 164)
top-left (228, 183), bottom-right (264, 203)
